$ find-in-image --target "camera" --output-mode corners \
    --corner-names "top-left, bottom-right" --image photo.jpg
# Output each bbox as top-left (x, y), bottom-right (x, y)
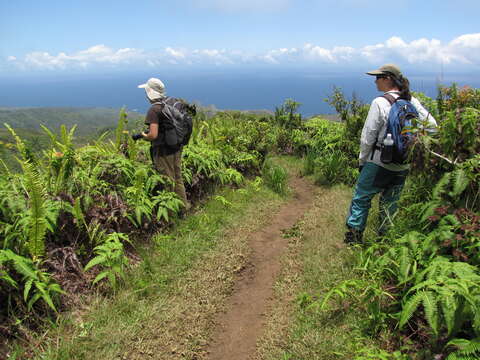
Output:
top-left (131, 133), bottom-right (144, 141)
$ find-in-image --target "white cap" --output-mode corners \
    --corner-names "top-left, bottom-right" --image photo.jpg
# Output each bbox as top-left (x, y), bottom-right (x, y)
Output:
top-left (138, 78), bottom-right (166, 101)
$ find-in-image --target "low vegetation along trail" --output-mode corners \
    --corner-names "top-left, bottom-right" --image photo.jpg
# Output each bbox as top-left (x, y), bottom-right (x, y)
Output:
top-left (206, 175), bottom-right (317, 360)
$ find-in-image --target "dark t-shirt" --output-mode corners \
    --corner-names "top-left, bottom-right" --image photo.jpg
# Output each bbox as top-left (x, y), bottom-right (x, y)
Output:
top-left (145, 103), bottom-right (168, 127)
top-left (145, 103), bottom-right (177, 156)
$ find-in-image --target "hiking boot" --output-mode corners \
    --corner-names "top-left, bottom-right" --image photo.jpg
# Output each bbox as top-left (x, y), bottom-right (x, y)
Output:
top-left (344, 227), bottom-right (363, 245)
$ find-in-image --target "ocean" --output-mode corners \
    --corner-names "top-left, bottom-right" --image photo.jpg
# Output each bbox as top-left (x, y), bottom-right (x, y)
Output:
top-left (1, 70), bottom-right (479, 116)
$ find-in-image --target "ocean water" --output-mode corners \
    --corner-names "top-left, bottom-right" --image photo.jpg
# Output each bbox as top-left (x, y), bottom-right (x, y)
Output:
top-left (1, 70), bottom-right (479, 116)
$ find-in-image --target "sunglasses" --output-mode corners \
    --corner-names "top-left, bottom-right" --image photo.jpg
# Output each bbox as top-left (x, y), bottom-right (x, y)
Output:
top-left (375, 75), bottom-right (388, 80)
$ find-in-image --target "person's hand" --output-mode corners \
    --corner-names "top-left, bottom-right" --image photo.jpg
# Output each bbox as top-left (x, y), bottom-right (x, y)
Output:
top-left (131, 133), bottom-right (143, 141)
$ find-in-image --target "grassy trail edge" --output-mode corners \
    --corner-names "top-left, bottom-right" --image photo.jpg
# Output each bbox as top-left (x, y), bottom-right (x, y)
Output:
top-left (25, 173), bottom-right (289, 360)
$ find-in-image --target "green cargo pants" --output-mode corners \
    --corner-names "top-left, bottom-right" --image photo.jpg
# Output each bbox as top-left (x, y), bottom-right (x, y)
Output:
top-left (152, 148), bottom-right (190, 210)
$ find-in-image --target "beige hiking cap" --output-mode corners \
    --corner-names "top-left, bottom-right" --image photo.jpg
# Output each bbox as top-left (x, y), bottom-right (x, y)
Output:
top-left (366, 64), bottom-right (402, 78)
top-left (138, 78), bottom-right (166, 101)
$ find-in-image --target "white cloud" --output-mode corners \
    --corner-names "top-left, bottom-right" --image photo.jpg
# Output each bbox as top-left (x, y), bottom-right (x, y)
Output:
top-left (263, 34), bottom-right (480, 67)
top-left (451, 33), bottom-right (480, 48)
top-left (448, 33), bottom-right (480, 64)
top-left (262, 47), bottom-right (298, 64)
top-left (5, 33), bottom-right (480, 71)
top-left (165, 47), bottom-right (186, 59)
top-left (19, 45), bottom-right (146, 70)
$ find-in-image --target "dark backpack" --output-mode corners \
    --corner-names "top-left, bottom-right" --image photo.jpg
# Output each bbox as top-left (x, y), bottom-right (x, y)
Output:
top-left (153, 97), bottom-right (195, 150)
top-left (380, 94), bottom-right (419, 164)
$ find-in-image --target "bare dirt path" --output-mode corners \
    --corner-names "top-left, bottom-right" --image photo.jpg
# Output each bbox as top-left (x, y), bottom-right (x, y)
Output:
top-left (206, 175), bottom-right (317, 360)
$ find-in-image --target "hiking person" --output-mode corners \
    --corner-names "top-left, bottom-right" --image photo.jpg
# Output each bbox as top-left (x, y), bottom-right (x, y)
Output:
top-left (344, 64), bottom-right (437, 244)
top-left (133, 77), bottom-right (191, 211)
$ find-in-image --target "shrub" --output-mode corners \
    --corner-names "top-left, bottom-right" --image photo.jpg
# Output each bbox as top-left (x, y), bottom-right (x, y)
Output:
top-left (262, 158), bottom-right (288, 195)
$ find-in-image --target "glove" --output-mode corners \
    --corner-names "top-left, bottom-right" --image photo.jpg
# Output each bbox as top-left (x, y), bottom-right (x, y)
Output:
top-left (131, 133), bottom-right (144, 141)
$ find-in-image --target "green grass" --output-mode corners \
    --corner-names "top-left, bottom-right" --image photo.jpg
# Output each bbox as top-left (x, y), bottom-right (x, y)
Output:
top-left (16, 176), bottom-right (287, 360)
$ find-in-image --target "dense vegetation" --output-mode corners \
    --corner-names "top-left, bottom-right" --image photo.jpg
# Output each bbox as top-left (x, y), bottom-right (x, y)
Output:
top-left (0, 84), bottom-right (478, 359)
top-left (0, 107), bottom-right (140, 136)
top-left (0, 102), bottom-right (298, 350)
top-left (0, 107), bottom-right (144, 171)
top-left (301, 85), bottom-right (480, 359)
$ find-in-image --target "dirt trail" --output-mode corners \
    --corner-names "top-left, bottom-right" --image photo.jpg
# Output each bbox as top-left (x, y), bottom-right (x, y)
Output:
top-left (206, 176), bottom-right (317, 360)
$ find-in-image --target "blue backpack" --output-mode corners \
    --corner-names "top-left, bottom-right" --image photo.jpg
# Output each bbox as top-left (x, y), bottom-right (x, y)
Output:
top-left (380, 94), bottom-right (419, 164)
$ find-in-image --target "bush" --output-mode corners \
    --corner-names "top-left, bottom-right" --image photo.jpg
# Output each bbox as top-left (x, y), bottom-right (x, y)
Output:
top-left (262, 158), bottom-right (288, 195)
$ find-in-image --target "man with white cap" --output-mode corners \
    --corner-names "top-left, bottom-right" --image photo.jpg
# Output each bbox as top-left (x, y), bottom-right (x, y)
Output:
top-left (135, 77), bottom-right (190, 211)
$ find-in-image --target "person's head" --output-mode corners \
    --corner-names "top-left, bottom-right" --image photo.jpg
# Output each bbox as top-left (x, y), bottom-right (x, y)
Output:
top-left (138, 78), bottom-right (166, 102)
top-left (366, 64), bottom-right (411, 100)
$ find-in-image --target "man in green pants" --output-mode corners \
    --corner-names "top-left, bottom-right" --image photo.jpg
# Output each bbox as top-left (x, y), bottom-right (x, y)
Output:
top-left (135, 77), bottom-right (191, 211)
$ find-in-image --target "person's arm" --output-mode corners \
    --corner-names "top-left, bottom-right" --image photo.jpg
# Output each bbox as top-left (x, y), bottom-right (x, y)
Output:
top-left (411, 97), bottom-right (437, 132)
top-left (358, 98), bottom-right (384, 166)
top-left (141, 106), bottom-right (161, 141)
top-left (143, 122), bottom-right (158, 141)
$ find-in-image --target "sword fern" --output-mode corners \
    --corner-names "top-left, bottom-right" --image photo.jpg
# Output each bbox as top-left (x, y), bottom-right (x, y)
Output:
top-left (21, 161), bottom-right (48, 260)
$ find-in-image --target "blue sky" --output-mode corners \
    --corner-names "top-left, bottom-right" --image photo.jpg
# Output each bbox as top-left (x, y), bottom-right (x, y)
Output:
top-left (1, 0), bottom-right (480, 75)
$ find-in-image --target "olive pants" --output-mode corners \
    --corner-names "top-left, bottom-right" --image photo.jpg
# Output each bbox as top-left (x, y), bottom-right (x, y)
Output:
top-left (152, 148), bottom-right (190, 210)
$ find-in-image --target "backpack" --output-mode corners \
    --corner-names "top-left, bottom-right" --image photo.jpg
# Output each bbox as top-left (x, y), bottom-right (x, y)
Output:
top-left (153, 97), bottom-right (195, 150)
top-left (379, 94), bottom-right (419, 164)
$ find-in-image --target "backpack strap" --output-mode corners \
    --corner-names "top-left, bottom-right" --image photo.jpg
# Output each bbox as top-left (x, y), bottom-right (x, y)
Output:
top-left (382, 93), bottom-right (397, 105)
top-left (371, 93), bottom-right (398, 160)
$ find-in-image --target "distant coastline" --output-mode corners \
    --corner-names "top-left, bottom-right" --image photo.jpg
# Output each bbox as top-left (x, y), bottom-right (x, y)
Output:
top-left (2, 71), bottom-right (479, 117)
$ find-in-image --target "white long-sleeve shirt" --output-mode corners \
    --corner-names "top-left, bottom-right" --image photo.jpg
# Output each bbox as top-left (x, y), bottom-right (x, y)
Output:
top-left (359, 91), bottom-right (437, 171)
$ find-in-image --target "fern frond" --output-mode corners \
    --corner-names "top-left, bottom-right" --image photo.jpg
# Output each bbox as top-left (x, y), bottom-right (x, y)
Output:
top-left (115, 107), bottom-right (128, 150)
top-left (71, 197), bottom-right (86, 229)
top-left (40, 124), bottom-right (57, 144)
top-left (450, 168), bottom-right (469, 197)
top-left (420, 200), bottom-right (443, 222)
top-left (422, 291), bottom-right (439, 336)
top-left (447, 338), bottom-right (480, 359)
top-left (399, 291), bottom-right (424, 329)
top-left (433, 172), bottom-right (452, 199)
top-left (398, 247), bottom-right (413, 284)
top-left (4, 123), bottom-right (34, 163)
top-left (439, 288), bottom-right (456, 336)
top-left (0, 158), bottom-right (12, 176)
top-left (21, 161), bottom-right (48, 258)
top-left (3, 250), bottom-right (38, 279)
